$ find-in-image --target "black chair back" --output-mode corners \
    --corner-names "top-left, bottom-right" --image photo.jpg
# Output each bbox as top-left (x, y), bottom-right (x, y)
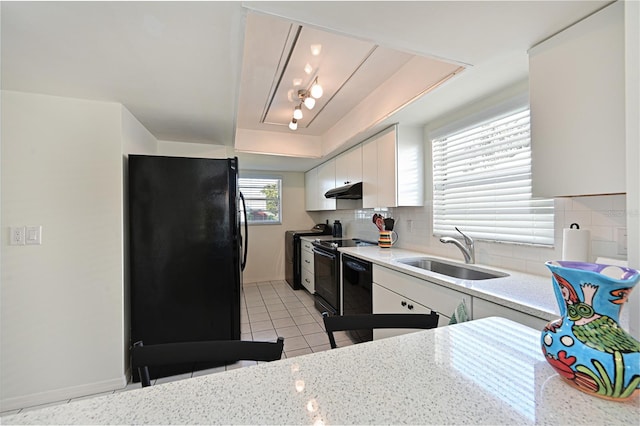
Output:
top-left (131, 337), bottom-right (284, 387)
top-left (323, 313), bottom-right (439, 348)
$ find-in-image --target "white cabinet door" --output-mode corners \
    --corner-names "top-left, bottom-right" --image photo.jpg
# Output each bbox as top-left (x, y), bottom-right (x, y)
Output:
top-left (361, 125), bottom-right (423, 208)
top-left (301, 247), bottom-right (314, 272)
top-left (301, 248), bottom-right (315, 294)
top-left (305, 168), bottom-right (319, 211)
top-left (373, 265), bottom-right (468, 326)
top-left (301, 239), bottom-right (313, 252)
top-left (376, 128), bottom-right (397, 208)
top-left (372, 283), bottom-right (433, 340)
top-left (317, 160), bottom-right (336, 211)
top-left (362, 137), bottom-right (378, 208)
top-left (472, 298), bottom-right (549, 330)
top-left (361, 127), bottom-right (396, 208)
top-left (335, 145), bottom-right (363, 187)
top-left (529, 1), bottom-right (625, 197)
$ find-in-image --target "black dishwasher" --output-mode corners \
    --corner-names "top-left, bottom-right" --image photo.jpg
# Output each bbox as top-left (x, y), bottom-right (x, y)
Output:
top-left (341, 254), bottom-right (373, 343)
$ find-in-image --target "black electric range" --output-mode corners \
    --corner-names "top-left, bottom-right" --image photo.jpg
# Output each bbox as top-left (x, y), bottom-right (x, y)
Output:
top-left (312, 238), bottom-right (377, 253)
top-left (311, 238), bottom-right (377, 316)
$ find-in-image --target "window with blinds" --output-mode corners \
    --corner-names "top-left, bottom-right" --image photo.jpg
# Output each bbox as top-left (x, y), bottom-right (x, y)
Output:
top-left (239, 177), bottom-right (282, 225)
top-left (431, 107), bottom-right (554, 246)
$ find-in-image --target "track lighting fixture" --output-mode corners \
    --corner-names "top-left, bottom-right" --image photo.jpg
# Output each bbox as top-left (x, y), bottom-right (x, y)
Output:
top-left (310, 77), bottom-right (323, 99)
top-left (303, 96), bottom-right (316, 110)
top-left (289, 78), bottom-right (323, 130)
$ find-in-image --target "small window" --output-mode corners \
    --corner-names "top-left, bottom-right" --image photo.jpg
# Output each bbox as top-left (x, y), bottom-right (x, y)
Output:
top-left (431, 105), bottom-right (554, 246)
top-left (239, 177), bottom-right (282, 225)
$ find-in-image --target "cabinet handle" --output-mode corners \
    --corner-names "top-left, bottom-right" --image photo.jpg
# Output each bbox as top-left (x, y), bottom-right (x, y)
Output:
top-left (305, 259), bottom-right (311, 263)
top-left (408, 304), bottom-right (414, 310)
top-left (305, 278), bottom-right (310, 283)
top-left (401, 301), bottom-right (407, 307)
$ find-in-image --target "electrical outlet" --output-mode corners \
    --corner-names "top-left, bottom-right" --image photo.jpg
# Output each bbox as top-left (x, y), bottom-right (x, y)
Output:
top-left (10, 226), bottom-right (26, 245)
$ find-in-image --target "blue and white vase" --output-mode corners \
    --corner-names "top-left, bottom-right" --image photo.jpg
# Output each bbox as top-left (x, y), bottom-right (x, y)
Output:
top-left (541, 261), bottom-right (640, 401)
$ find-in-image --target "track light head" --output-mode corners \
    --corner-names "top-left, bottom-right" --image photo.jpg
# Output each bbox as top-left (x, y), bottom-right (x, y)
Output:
top-left (310, 78), bottom-right (323, 99)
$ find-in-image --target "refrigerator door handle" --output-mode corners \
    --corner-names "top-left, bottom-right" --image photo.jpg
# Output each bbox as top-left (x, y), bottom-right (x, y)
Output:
top-left (240, 191), bottom-right (248, 271)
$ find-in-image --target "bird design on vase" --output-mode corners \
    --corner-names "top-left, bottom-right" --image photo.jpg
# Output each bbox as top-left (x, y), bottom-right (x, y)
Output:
top-left (554, 273), bottom-right (640, 354)
top-left (547, 272), bottom-right (640, 399)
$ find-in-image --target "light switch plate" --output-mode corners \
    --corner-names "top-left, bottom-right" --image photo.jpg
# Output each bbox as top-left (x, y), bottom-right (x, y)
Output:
top-left (25, 226), bottom-right (42, 245)
top-left (10, 226), bottom-right (26, 245)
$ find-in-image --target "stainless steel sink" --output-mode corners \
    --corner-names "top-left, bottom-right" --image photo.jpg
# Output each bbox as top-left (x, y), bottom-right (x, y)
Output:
top-left (395, 257), bottom-right (509, 280)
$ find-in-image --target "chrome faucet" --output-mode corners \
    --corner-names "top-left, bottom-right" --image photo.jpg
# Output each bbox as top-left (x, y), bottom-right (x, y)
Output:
top-left (440, 227), bottom-right (475, 264)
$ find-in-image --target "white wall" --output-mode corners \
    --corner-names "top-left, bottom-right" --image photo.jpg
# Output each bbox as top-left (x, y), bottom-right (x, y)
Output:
top-left (241, 171), bottom-right (316, 283)
top-left (157, 140), bottom-right (230, 158)
top-left (1, 91), bottom-right (127, 410)
top-left (120, 106), bottom-right (158, 386)
top-left (624, 0), bottom-right (639, 337)
top-left (122, 108), bottom-right (158, 156)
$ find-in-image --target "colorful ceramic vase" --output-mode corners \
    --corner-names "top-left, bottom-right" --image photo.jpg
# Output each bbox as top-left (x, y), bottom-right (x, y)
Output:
top-left (541, 261), bottom-right (640, 401)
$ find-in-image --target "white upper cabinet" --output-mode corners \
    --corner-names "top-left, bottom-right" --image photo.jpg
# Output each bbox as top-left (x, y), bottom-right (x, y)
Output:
top-left (304, 167), bottom-right (320, 211)
top-left (305, 160), bottom-right (337, 211)
top-left (335, 145), bottom-right (363, 187)
top-left (317, 159), bottom-right (337, 211)
top-left (529, 1), bottom-right (625, 197)
top-left (362, 124), bottom-right (424, 208)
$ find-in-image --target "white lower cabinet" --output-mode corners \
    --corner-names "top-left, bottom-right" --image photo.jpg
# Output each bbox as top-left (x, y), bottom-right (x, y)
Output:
top-left (372, 265), bottom-right (471, 339)
top-left (472, 298), bottom-right (549, 330)
top-left (373, 283), bottom-right (433, 339)
top-left (372, 264), bottom-right (547, 335)
top-left (301, 242), bottom-right (315, 293)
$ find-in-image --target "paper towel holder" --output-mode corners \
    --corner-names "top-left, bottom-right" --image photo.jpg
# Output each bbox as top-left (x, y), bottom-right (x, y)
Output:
top-left (570, 223), bottom-right (580, 229)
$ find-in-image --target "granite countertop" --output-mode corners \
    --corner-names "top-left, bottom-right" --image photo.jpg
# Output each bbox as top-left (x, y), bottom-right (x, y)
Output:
top-left (4, 317), bottom-right (638, 425)
top-left (339, 246), bottom-right (559, 321)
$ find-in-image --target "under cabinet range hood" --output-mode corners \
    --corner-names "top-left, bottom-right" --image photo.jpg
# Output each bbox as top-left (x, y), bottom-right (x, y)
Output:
top-left (325, 182), bottom-right (362, 199)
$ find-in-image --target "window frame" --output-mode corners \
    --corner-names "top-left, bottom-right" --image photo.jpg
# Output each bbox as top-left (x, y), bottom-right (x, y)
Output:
top-left (238, 174), bottom-right (283, 226)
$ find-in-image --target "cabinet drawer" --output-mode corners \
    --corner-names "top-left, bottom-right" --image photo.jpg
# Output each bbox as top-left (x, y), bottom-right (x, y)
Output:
top-left (301, 249), bottom-right (314, 272)
top-left (301, 267), bottom-right (314, 293)
top-left (301, 240), bottom-right (314, 251)
top-left (473, 298), bottom-right (549, 330)
top-left (373, 265), bottom-right (470, 321)
top-left (373, 284), bottom-right (433, 339)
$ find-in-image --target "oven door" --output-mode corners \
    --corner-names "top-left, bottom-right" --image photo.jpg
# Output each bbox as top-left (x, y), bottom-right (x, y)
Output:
top-left (313, 247), bottom-right (339, 315)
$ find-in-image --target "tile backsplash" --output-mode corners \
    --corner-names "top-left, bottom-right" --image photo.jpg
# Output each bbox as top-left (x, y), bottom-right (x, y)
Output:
top-left (309, 194), bottom-right (627, 277)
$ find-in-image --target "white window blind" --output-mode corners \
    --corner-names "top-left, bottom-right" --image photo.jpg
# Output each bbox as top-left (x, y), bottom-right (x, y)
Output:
top-left (432, 108), bottom-right (554, 246)
top-left (239, 177), bottom-right (282, 225)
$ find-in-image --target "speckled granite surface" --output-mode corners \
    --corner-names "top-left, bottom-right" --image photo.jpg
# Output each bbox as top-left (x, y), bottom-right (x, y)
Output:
top-left (3, 318), bottom-right (638, 425)
top-left (339, 246), bottom-right (560, 320)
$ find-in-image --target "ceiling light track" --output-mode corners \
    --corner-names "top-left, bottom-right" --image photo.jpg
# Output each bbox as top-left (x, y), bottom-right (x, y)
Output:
top-left (304, 45), bottom-right (378, 129)
top-left (260, 24), bottom-right (303, 124)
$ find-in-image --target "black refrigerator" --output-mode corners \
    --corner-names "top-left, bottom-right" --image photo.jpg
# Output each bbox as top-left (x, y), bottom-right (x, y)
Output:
top-left (128, 155), bottom-right (247, 380)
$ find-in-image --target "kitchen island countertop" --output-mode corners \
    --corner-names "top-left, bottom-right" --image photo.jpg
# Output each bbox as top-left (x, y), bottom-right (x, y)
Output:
top-left (3, 317), bottom-right (638, 425)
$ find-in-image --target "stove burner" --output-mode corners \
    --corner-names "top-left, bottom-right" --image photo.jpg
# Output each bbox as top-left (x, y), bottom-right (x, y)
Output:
top-left (313, 238), bottom-right (377, 251)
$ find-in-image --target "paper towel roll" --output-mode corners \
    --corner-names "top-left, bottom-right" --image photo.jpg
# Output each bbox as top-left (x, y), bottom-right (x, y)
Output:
top-left (562, 223), bottom-right (590, 262)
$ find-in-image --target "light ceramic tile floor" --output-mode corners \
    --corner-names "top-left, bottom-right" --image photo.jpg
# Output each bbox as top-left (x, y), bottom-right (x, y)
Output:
top-left (1, 280), bottom-right (356, 416)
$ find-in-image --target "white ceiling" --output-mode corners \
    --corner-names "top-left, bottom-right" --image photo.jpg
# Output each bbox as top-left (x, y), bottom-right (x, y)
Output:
top-left (1, 1), bottom-right (611, 172)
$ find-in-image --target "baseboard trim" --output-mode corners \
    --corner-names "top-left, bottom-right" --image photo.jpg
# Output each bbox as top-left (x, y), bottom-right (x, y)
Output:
top-left (1, 375), bottom-right (127, 412)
